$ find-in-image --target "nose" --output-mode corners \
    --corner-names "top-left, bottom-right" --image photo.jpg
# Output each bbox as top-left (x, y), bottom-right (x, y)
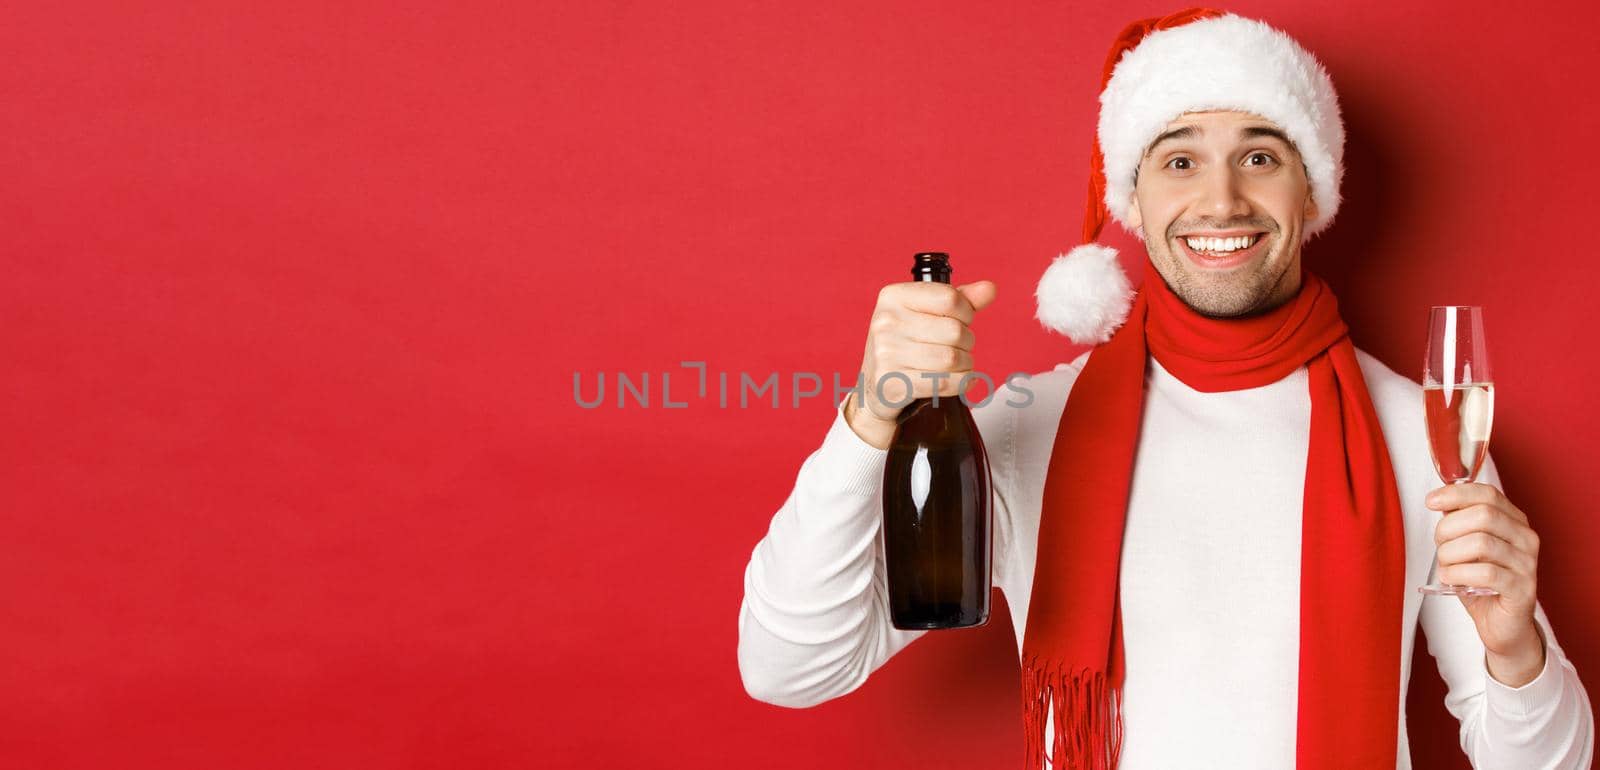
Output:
top-left (1196, 165), bottom-right (1252, 220)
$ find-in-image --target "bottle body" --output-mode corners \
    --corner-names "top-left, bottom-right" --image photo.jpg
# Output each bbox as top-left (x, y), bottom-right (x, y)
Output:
top-left (882, 396), bottom-right (993, 629)
top-left (879, 252), bottom-right (993, 630)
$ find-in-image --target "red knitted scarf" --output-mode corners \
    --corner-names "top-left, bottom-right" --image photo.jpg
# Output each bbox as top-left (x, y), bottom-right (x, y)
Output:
top-left (1019, 258), bottom-right (1407, 768)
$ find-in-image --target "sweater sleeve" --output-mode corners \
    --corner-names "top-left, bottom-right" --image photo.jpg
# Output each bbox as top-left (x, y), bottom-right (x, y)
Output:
top-left (737, 393), bottom-right (1016, 708)
top-left (1418, 452), bottom-right (1596, 769)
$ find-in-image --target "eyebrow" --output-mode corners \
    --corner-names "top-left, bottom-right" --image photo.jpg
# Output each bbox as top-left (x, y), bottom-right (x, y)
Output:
top-left (1241, 125), bottom-right (1295, 150)
top-left (1143, 126), bottom-right (1197, 158)
top-left (1142, 124), bottom-right (1300, 159)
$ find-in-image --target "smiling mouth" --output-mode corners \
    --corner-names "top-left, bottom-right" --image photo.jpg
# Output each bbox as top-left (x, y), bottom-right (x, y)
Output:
top-left (1174, 232), bottom-right (1269, 269)
top-left (1181, 233), bottom-right (1264, 256)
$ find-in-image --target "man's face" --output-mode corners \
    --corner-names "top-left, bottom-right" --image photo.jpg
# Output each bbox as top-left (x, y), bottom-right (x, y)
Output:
top-left (1127, 110), bottom-right (1319, 318)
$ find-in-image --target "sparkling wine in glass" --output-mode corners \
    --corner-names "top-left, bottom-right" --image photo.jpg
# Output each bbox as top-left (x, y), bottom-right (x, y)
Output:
top-left (1418, 305), bottom-right (1500, 596)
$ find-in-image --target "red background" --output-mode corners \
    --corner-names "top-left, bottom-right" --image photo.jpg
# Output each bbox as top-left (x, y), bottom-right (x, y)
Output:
top-left (4, 1), bottom-right (1596, 768)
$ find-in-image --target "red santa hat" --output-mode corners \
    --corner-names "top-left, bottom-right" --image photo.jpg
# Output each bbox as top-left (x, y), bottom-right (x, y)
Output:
top-left (1035, 9), bottom-right (1346, 343)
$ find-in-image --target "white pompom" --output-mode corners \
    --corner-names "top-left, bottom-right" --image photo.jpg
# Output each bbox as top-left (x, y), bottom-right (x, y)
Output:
top-left (1033, 244), bottom-right (1134, 344)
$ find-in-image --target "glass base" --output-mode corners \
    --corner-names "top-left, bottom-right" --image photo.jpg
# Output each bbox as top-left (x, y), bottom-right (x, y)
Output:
top-left (1418, 582), bottom-right (1500, 596)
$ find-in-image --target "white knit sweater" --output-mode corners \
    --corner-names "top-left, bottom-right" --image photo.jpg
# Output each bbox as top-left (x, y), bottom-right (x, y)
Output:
top-left (737, 347), bottom-right (1594, 769)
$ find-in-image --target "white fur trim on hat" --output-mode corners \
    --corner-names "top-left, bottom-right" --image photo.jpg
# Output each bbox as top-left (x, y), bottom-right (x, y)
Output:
top-left (1098, 13), bottom-right (1344, 238)
top-left (1034, 244), bottom-right (1134, 344)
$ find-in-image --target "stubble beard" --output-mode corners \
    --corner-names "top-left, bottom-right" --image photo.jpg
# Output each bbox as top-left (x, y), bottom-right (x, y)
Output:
top-left (1143, 226), bottom-right (1295, 319)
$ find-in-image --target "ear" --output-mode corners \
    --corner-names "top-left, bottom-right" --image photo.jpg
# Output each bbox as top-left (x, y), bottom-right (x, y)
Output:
top-left (1126, 196), bottom-right (1143, 231)
top-left (1303, 189), bottom-right (1319, 224)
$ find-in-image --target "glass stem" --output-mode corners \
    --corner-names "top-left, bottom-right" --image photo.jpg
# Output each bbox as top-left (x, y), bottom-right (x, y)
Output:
top-left (1429, 476), bottom-right (1473, 589)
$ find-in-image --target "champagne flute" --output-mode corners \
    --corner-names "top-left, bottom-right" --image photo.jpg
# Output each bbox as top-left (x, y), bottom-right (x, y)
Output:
top-left (1418, 305), bottom-right (1500, 596)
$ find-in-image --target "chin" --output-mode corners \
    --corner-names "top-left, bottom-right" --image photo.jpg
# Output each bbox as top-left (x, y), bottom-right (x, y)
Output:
top-left (1167, 260), bottom-right (1282, 317)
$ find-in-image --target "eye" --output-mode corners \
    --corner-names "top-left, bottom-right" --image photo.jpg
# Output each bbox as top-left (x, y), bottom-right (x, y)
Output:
top-left (1245, 152), bottom-right (1278, 167)
top-left (1165, 156), bottom-right (1195, 171)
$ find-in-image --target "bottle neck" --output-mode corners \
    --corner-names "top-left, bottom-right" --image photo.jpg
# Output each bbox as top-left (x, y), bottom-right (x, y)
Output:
top-left (912, 252), bottom-right (951, 284)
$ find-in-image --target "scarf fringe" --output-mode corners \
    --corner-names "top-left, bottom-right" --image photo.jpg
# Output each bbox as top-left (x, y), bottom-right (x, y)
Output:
top-left (1021, 654), bottom-right (1123, 770)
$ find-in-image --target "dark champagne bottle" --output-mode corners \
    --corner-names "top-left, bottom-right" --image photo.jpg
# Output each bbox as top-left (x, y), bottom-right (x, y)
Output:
top-left (881, 252), bottom-right (993, 630)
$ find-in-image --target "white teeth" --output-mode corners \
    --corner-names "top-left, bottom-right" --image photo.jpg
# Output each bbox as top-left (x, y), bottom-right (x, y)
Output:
top-left (1184, 235), bottom-right (1257, 253)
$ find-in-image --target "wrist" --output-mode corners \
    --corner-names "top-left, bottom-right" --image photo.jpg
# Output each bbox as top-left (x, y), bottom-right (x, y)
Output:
top-left (1486, 625), bottom-right (1547, 688)
top-left (843, 392), bottom-right (896, 450)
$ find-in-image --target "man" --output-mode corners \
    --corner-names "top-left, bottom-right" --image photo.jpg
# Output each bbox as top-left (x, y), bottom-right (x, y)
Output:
top-left (736, 9), bottom-right (1593, 769)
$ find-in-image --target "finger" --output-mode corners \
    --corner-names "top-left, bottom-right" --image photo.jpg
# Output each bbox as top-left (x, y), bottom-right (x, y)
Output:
top-left (1435, 562), bottom-right (1534, 601)
top-left (902, 313), bottom-right (975, 352)
top-left (911, 370), bottom-right (975, 399)
top-left (1433, 503), bottom-right (1539, 555)
top-left (1425, 482), bottom-right (1508, 513)
top-left (955, 280), bottom-right (997, 313)
top-left (887, 340), bottom-right (973, 373)
top-left (894, 282), bottom-right (977, 324)
top-left (1435, 530), bottom-right (1536, 575)
top-left (871, 369), bottom-right (975, 404)
top-left (1429, 482), bottom-right (1529, 527)
top-left (868, 371), bottom-right (912, 410)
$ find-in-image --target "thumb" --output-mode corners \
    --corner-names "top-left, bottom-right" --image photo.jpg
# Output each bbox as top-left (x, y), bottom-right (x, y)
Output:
top-left (956, 280), bottom-right (998, 313)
